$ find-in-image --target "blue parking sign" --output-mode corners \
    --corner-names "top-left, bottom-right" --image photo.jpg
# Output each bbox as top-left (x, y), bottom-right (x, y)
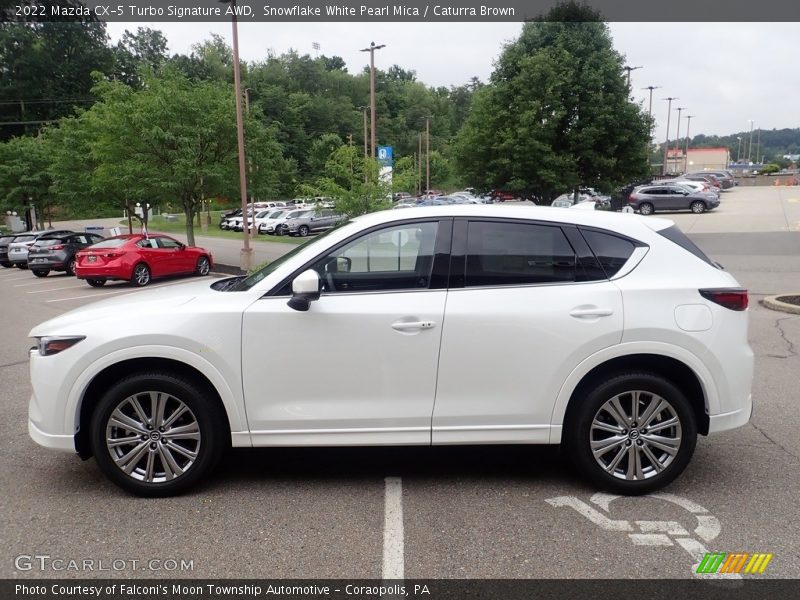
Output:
top-left (378, 146), bottom-right (393, 166)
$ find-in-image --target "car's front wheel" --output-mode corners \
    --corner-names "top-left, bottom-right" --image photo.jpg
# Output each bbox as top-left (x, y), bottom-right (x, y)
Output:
top-left (131, 263), bottom-right (151, 287)
top-left (32, 269), bottom-right (49, 278)
top-left (66, 258), bottom-right (77, 276)
top-left (690, 200), bottom-right (706, 214)
top-left (298, 225), bottom-right (310, 237)
top-left (90, 372), bottom-right (227, 496)
top-left (638, 202), bottom-right (654, 215)
top-left (567, 372), bottom-right (697, 495)
top-left (195, 256), bottom-right (210, 276)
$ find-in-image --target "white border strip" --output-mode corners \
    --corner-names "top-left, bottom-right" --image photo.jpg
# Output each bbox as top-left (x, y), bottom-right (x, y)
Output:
top-left (382, 476), bottom-right (404, 580)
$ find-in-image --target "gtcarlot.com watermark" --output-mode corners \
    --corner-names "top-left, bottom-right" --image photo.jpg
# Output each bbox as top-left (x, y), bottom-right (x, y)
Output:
top-left (14, 554), bottom-right (194, 572)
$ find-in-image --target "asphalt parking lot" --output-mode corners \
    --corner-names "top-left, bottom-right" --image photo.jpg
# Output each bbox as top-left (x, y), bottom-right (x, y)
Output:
top-left (1, 186), bottom-right (799, 580)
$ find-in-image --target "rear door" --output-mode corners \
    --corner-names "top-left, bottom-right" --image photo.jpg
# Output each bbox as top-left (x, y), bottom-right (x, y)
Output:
top-left (432, 218), bottom-right (624, 444)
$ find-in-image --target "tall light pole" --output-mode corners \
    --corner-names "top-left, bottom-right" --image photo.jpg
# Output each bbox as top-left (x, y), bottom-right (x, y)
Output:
top-left (736, 136), bottom-right (742, 162)
top-left (417, 132), bottom-right (422, 195)
top-left (642, 85), bottom-right (661, 118)
top-left (684, 115), bottom-right (694, 173)
top-left (662, 97), bottom-right (678, 175)
top-left (220, 0), bottom-right (252, 270)
top-left (360, 41), bottom-right (385, 159)
top-left (755, 127), bottom-right (761, 164)
top-left (674, 107), bottom-right (686, 156)
top-left (420, 116), bottom-right (432, 193)
top-left (358, 105), bottom-right (369, 158)
top-left (624, 65), bottom-right (642, 89)
top-left (747, 119), bottom-right (755, 162)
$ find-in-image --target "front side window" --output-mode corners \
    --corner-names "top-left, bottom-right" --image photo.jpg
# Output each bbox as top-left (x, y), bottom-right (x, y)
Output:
top-left (465, 221), bottom-right (577, 286)
top-left (157, 237), bottom-right (182, 249)
top-left (310, 222), bottom-right (439, 293)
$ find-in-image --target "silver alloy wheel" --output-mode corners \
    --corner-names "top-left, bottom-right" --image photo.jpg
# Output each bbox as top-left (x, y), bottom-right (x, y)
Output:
top-left (690, 200), bottom-right (706, 214)
top-left (66, 258), bottom-right (76, 276)
top-left (133, 264), bottom-right (150, 286)
top-left (639, 203), bottom-right (654, 215)
top-left (197, 256), bottom-right (210, 275)
top-left (105, 391), bottom-right (201, 483)
top-left (589, 390), bottom-right (682, 481)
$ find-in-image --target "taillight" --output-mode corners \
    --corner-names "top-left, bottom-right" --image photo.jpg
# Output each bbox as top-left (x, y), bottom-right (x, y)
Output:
top-left (628, 194), bottom-right (635, 202)
top-left (699, 288), bottom-right (748, 311)
top-left (49, 244), bottom-right (65, 250)
top-left (102, 252), bottom-right (123, 258)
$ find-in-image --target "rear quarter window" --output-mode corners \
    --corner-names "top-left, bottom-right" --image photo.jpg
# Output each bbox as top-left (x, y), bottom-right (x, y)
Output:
top-left (579, 229), bottom-right (637, 278)
top-left (657, 225), bottom-right (719, 268)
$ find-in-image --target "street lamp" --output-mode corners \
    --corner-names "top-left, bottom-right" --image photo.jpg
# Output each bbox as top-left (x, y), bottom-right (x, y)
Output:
top-left (662, 97), bottom-right (678, 175)
top-left (360, 42), bottom-right (385, 159)
top-left (747, 119), bottom-right (755, 163)
top-left (624, 65), bottom-right (642, 89)
top-left (358, 105), bottom-right (369, 159)
top-left (674, 107), bottom-right (686, 157)
top-left (736, 137), bottom-right (742, 162)
top-left (420, 116), bottom-right (432, 193)
top-left (219, 0), bottom-right (252, 270)
top-left (642, 85), bottom-right (661, 119)
top-left (684, 115), bottom-right (695, 173)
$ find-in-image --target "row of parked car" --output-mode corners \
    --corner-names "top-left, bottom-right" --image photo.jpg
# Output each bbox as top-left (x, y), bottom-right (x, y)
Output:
top-left (0, 229), bottom-right (213, 287)
top-left (221, 205), bottom-right (348, 237)
top-left (393, 190), bottom-right (493, 209)
top-left (628, 170), bottom-right (735, 215)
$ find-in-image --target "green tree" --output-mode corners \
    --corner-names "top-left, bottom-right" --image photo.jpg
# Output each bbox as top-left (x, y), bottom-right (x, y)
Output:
top-left (455, 2), bottom-right (652, 201)
top-left (0, 135), bottom-right (53, 227)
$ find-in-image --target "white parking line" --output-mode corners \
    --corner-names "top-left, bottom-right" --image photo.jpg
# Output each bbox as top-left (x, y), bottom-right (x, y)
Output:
top-left (382, 476), bottom-right (404, 580)
top-left (1, 274), bottom-right (38, 281)
top-left (13, 279), bottom-right (64, 287)
top-left (45, 280), bottom-right (188, 303)
top-left (27, 284), bottom-right (87, 294)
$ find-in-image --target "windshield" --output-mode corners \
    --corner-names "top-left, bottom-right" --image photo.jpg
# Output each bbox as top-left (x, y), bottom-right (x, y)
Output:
top-left (12, 235), bottom-right (35, 243)
top-left (267, 210), bottom-right (285, 218)
top-left (230, 220), bottom-right (353, 291)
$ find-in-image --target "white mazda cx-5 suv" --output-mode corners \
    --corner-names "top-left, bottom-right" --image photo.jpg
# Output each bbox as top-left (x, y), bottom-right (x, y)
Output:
top-left (28, 206), bottom-right (753, 496)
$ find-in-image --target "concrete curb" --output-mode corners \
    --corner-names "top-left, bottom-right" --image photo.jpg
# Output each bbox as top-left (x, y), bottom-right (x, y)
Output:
top-left (212, 263), bottom-right (246, 276)
top-left (761, 294), bottom-right (800, 315)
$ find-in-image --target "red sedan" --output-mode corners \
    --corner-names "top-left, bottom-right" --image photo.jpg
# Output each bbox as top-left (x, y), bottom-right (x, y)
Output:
top-left (74, 234), bottom-right (213, 287)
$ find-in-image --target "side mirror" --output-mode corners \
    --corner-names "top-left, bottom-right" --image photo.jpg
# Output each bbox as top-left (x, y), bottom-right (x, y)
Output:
top-left (287, 269), bottom-right (320, 312)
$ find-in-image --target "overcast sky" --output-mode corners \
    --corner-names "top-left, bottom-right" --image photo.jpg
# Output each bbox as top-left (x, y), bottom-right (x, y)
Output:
top-left (106, 21), bottom-right (800, 143)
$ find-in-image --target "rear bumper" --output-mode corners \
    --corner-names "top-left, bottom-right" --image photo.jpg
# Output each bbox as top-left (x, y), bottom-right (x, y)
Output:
top-left (708, 397), bottom-right (752, 433)
top-left (27, 257), bottom-right (65, 269)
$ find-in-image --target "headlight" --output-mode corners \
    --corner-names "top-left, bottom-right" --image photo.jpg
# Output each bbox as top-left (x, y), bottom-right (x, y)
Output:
top-left (36, 336), bottom-right (86, 356)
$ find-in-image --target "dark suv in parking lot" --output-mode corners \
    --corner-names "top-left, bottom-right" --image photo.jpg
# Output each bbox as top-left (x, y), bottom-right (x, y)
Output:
top-left (27, 231), bottom-right (106, 277)
top-left (0, 234), bottom-right (18, 268)
top-left (7, 230), bottom-right (74, 268)
top-left (629, 184), bottom-right (720, 215)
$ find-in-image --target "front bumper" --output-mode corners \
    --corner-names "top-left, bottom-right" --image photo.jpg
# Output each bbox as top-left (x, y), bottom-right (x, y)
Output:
top-left (29, 418), bottom-right (76, 453)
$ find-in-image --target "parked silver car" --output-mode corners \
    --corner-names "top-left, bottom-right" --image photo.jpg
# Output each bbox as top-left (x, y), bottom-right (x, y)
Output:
top-left (281, 209), bottom-right (347, 237)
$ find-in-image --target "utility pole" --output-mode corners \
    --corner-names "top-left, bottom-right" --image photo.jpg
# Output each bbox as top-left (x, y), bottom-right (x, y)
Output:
top-left (358, 106), bottom-right (369, 158)
top-left (684, 115), bottom-right (694, 173)
top-left (755, 127), bottom-right (761, 164)
top-left (360, 41), bottom-right (385, 159)
top-left (420, 116), bottom-right (432, 193)
top-left (221, 0), bottom-right (252, 270)
top-left (624, 66), bottom-right (642, 90)
top-left (747, 119), bottom-right (755, 162)
top-left (417, 132), bottom-right (422, 195)
top-left (662, 97), bottom-right (678, 175)
top-left (737, 137), bottom-right (742, 162)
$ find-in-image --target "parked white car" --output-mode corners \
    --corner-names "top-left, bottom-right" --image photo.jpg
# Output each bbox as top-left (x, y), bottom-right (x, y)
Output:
top-left (28, 206), bottom-right (753, 496)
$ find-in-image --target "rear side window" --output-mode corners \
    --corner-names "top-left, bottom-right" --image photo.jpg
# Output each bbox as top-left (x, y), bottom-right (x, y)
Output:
top-left (580, 229), bottom-right (636, 278)
top-left (657, 225), bottom-right (719, 268)
top-left (466, 221), bottom-right (577, 286)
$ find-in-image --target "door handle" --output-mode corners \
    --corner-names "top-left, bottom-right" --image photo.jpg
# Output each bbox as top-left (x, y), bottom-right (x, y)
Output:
top-left (569, 307), bottom-right (614, 318)
top-left (391, 320), bottom-right (436, 331)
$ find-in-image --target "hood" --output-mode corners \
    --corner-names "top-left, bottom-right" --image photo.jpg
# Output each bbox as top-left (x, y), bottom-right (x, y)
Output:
top-left (28, 279), bottom-right (215, 337)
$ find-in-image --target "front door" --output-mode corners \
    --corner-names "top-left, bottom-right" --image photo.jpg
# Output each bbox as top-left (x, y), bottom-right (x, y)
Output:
top-left (241, 219), bottom-right (450, 446)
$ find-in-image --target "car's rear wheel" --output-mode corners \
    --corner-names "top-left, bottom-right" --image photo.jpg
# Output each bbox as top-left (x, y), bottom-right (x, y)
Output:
top-left (1, 261), bottom-right (11, 268)
top-left (86, 279), bottom-right (106, 287)
top-left (66, 258), bottom-right (76, 276)
top-left (298, 225), bottom-right (310, 237)
top-left (90, 372), bottom-right (227, 497)
top-left (690, 200), bottom-right (706, 214)
top-left (566, 372), bottom-right (696, 495)
top-left (638, 202), bottom-right (654, 215)
top-left (16, 263), bottom-right (27, 269)
top-left (131, 263), bottom-right (151, 287)
top-left (32, 269), bottom-right (49, 277)
top-left (195, 256), bottom-right (210, 276)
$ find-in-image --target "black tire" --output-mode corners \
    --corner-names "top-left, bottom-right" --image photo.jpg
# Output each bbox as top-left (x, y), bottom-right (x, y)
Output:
top-left (87, 278), bottom-right (106, 287)
top-left (195, 255), bottom-right (211, 276)
top-left (1, 262), bottom-right (11, 268)
top-left (690, 200), bottom-right (706, 214)
top-left (90, 372), bottom-right (227, 497)
top-left (565, 372), bottom-right (697, 495)
top-left (131, 263), bottom-right (151, 287)
top-left (298, 225), bottom-right (310, 237)
top-left (638, 202), bottom-right (654, 216)
top-left (274, 227), bottom-right (283, 236)
top-left (66, 258), bottom-right (77, 276)
top-left (15, 263), bottom-right (27, 269)
top-left (32, 269), bottom-right (49, 278)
